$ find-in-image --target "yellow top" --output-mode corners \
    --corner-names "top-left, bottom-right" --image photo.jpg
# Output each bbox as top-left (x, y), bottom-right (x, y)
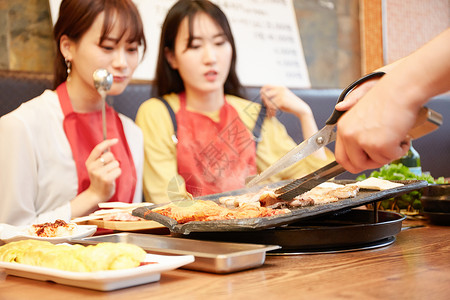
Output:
top-left (135, 93), bottom-right (335, 204)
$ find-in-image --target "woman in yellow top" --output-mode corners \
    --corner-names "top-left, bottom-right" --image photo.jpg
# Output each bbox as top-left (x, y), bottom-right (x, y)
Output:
top-left (136, 0), bottom-right (334, 204)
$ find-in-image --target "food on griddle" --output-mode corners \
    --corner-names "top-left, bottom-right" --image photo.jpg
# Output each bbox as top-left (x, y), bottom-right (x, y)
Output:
top-left (149, 183), bottom-right (362, 224)
top-left (349, 177), bottom-right (404, 190)
top-left (221, 183), bottom-right (360, 209)
top-left (151, 200), bottom-right (290, 224)
top-left (28, 219), bottom-right (77, 237)
top-left (356, 164), bottom-right (446, 211)
top-left (219, 188), bottom-right (273, 208)
top-left (0, 240), bottom-right (147, 272)
top-left (295, 184), bottom-right (360, 205)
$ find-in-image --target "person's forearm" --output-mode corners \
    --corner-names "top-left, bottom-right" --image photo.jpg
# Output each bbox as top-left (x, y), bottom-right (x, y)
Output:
top-left (70, 189), bottom-right (103, 218)
top-left (334, 28), bottom-right (450, 174)
top-left (379, 28), bottom-right (450, 109)
top-left (403, 28), bottom-right (449, 105)
top-left (296, 111), bottom-right (318, 139)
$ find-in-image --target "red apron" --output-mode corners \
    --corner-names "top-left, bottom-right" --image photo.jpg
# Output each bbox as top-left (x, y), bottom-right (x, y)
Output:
top-left (176, 93), bottom-right (257, 197)
top-left (56, 82), bottom-right (136, 203)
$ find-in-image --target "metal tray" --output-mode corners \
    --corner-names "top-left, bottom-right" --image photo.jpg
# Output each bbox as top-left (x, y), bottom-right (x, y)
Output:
top-left (133, 180), bottom-right (427, 234)
top-left (73, 233), bottom-right (279, 274)
top-left (177, 209), bottom-right (405, 254)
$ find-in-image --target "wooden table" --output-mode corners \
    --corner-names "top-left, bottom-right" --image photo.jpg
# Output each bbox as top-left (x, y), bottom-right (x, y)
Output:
top-left (1, 219), bottom-right (449, 300)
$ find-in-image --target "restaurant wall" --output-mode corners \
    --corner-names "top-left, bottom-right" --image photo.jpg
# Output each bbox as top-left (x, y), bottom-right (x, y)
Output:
top-left (0, 0), bottom-right (54, 73)
top-left (0, 0), bottom-right (361, 89)
top-left (361, 0), bottom-right (450, 73)
top-left (381, 0), bottom-right (449, 65)
top-left (1, 0), bottom-right (448, 89)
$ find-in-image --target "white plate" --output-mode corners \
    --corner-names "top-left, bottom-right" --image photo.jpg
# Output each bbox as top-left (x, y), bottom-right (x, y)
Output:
top-left (0, 253), bottom-right (194, 291)
top-left (0, 223), bottom-right (97, 244)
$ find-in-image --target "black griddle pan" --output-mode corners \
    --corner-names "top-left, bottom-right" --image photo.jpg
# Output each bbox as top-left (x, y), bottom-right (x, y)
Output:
top-left (133, 180), bottom-right (427, 234)
top-left (174, 209), bottom-right (405, 252)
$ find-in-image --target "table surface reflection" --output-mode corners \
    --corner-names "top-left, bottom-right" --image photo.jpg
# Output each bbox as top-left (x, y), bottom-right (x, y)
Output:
top-left (1, 218), bottom-right (449, 300)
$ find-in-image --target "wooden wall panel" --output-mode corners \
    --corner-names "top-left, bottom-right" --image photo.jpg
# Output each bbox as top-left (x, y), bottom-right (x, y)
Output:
top-left (360, 0), bottom-right (383, 74)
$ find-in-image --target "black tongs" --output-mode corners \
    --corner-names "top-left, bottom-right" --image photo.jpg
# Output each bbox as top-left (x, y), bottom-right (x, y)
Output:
top-left (246, 72), bottom-right (443, 201)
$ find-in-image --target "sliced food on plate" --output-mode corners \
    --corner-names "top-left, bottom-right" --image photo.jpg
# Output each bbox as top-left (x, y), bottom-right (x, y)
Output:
top-left (0, 239), bottom-right (195, 291)
top-left (0, 220), bottom-right (97, 243)
top-left (71, 202), bottom-right (164, 231)
top-left (28, 219), bottom-right (78, 238)
top-left (72, 202), bottom-right (153, 223)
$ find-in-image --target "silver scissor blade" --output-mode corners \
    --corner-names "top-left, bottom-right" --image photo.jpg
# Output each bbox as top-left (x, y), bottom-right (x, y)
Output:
top-left (276, 161), bottom-right (346, 200)
top-left (246, 125), bottom-right (336, 187)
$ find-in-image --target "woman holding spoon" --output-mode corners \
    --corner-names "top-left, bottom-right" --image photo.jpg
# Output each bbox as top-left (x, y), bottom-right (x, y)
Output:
top-left (0, 0), bottom-right (146, 226)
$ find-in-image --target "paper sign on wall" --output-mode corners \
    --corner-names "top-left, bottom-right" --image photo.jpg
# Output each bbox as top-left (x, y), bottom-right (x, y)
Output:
top-left (49, 0), bottom-right (310, 88)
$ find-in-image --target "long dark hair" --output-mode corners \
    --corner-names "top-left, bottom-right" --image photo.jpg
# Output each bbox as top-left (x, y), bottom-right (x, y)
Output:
top-left (153, 0), bottom-right (244, 98)
top-left (53, 0), bottom-right (146, 88)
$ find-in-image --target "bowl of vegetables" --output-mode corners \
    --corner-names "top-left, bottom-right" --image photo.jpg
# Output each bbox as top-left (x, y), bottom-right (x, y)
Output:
top-left (357, 163), bottom-right (447, 213)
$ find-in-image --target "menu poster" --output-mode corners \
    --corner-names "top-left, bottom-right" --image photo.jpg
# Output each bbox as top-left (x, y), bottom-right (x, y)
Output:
top-left (49, 0), bottom-right (310, 88)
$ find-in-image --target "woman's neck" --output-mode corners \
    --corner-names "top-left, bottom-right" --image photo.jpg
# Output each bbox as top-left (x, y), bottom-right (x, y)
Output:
top-left (65, 78), bottom-right (103, 113)
top-left (184, 89), bottom-right (225, 112)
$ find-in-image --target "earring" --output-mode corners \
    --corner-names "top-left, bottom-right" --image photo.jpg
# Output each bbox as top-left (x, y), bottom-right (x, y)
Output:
top-left (65, 58), bottom-right (72, 81)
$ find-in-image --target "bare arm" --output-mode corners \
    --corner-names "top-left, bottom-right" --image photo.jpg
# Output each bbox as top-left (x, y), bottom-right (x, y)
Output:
top-left (260, 85), bottom-right (328, 160)
top-left (335, 28), bottom-right (450, 173)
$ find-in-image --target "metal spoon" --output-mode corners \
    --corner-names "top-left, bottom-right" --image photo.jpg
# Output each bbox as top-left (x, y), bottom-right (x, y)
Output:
top-left (93, 69), bottom-right (113, 141)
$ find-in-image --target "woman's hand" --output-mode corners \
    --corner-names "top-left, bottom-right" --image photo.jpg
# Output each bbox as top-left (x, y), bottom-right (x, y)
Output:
top-left (260, 85), bottom-right (313, 118)
top-left (84, 138), bottom-right (121, 202)
top-left (70, 138), bottom-right (122, 218)
top-left (260, 85), bottom-right (329, 160)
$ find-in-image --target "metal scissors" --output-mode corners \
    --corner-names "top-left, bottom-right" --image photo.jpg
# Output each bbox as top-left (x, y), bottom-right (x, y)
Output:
top-left (246, 71), bottom-right (442, 201)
